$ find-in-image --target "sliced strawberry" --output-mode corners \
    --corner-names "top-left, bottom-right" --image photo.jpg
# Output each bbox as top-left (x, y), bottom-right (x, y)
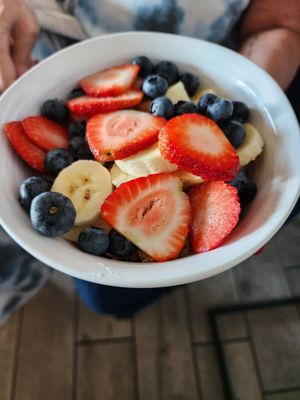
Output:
top-left (86, 110), bottom-right (166, 162)
top-left (22, 116), bottom-right (69, 151)
top-left (188, 181), bottom-right (240, 253)
top-left (101, 173), bottom-right (191, 262)
top-left (158, 114), bottom-right (240, 181)
top-left (80, 64), bottom-right (140, 97)
top-left (67, 90), bottom-right (144, 117)
top-left (4, 121), bottom-right (46, 173)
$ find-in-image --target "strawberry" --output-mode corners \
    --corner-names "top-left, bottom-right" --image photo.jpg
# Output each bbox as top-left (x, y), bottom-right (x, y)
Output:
top-left (4, 121), bottom-right (46, 173)
top-left (158, 113), bottom-right (240, 181)
top-left (86, 110), bottom-right (166, 162)
top-left (101, 173), bottom-right (191, 262)
top-left (67, 90), bottom-right (144, 117)
top-left (80, 64), bottom-right (140, 97)
top-left (188, 181), bottom-right (240, 253)
top-left (22, 116), bottom-right (69, 151)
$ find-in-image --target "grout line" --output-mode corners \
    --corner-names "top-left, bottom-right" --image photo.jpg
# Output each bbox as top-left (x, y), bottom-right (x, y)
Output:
top-left (10, 308), bottom-right (24, 400)
top-left (131, 318), bottom-right (140, 400)
top-left (184, 286), bottom-right (204, 400)
top-left (71, 294), bottom-right (79, 400)
top-left (263, 385), bottom-right (300, 396)
top-left (77, 336), bottom-right (133, 347)
top-left (157, 297), bottom-right (163, 400)
top-left (194, 336), bottom-right (249, 347)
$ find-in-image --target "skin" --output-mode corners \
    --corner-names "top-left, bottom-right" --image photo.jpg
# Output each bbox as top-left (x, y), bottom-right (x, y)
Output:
top-left (0, 0), bottom-right (299, 92)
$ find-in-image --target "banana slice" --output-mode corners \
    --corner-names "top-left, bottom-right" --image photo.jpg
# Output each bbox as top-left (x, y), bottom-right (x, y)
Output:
top-left (237, 123), bottom-right (264, 167)
top-left (115, 142), bottom-right (178, 177)
top-left (166, 81), bottom-right (191, 103)
top-left (52, 160), bottom-right (113, 226)
top-left (63, 217), bottom-right (111, 242)
top-left (192, 88), bottom-right (217, 103)
top-left (172, 170), bottom-right (204, 189)
top-left (110, 163), bottom-right (135, 187)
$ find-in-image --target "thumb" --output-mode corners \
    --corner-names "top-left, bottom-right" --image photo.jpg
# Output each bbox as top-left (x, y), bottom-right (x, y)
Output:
top-left (12, 11), bottom-right (39, 76)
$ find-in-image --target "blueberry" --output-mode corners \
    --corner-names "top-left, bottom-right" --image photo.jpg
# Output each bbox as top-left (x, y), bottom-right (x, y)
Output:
top-left (19, 176), bottom-right (50, 212)
top-left (221, 121), bottom-right (246, 148)
top-left (69, 137), bottom-right (93, 160)
top-left (142, 74), bottom-right (168, 98)
top-left (132, 55), bottom-right (154, 78)
top-left (30, 192), bottom-right (76, 237)
top-left (206, 98), bottom-right (234, 123)
top-left (230, 170), bottom-right (257, 208)
top-left (174, 101), bottom-right (197, 116)
top-left (78, 227), bottom-right (110, 256)
top-left (150, 96), bottom-right (174, 119)
top-left (45, 148), bottom-right (74, 176)
top-left (232, 101), bottom-right (250, 123)
top-left (108, 230), bottom-right (136, 260)
top-left (155, 61), bottom-right (179, 85)
top-left (180, 72), bottom-right (200, 97)
top-left (41, 99), bottom-right (69, 124)
top-left (68, 87), bottom-right (85, 99)
top-left (68, 121), bottom-right (86, 138)
top-left (197, 93), bottom-right (218, 115)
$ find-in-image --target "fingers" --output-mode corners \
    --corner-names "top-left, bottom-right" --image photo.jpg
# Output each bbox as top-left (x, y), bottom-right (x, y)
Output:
top-left (11, 6), bottom-right (39, 78)
top-left (0, 33), bottom-right (16, 92)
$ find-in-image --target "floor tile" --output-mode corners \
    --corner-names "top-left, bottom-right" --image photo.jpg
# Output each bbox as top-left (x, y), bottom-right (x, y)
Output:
top-left (77, 341), bottom-right (136, 400)
top-left (274, 215), bottom-right (300, 267)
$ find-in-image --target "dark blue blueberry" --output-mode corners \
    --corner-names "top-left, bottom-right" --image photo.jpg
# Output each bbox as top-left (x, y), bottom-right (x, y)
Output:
top-left (68, 87), bottom-right (85, 99)
top-left (19, 176), bottom-right (50, 212)
top-left (197, 93), bottom-right (218, 115)
top-left (41, 99), bottom-right (69, 124)
top-left (132, 55), bottom-right (154, 78)
top-left (155, 61), bottom-right (179, 85)
top-left (221, 121), bottom-right (246, 148)
top-left (45, 148), bottom-right (74, 176)
top-left (150, 96), bottom-right (174, 119)
top-left (30, 192), bottom-right (76, 237)
top-left (68, 121), bottom-right (86, 138)
top-left (142, 74), bottom-right (168, 98)
top-left (174, 101), bottom-right (197, 116)
top-left (180, 72), bottom-right (200, 97)
top-left (69, 137), bottom-right (93, 160)
top-left (232, 101), bottom-right (250, 123)
top-left (108, 230), bottom-right (137, 260)
top-left (78, 227), bottom-right (110, 256)
top-left (230, 170), bottom-right (257, 208)
top-left (206, 98), bottom-right (234, 123)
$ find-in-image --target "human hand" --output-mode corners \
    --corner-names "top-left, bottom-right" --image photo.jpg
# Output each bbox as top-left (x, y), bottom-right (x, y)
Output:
top-left (0, 0), bottom-right (39, 92)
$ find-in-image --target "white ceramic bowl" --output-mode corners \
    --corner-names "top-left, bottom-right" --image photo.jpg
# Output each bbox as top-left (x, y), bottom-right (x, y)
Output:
top-left (1, 32), bottom-right (300, 288)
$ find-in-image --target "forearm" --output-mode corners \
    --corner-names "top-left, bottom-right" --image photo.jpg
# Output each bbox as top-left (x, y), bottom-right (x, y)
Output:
top-left (239, 27), bottom-right (300, 90)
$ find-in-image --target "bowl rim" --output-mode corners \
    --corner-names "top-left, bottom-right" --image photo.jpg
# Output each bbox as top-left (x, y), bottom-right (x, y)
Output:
top-left (1, 31), bottom-right (300, 288)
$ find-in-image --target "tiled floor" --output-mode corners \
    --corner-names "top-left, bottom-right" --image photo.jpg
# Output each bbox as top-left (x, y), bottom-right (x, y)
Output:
top-left (2, 215), bottom-right (300, 400)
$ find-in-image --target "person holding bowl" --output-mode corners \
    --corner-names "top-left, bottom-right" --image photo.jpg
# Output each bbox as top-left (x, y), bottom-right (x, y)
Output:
top-left (0, 0), bottom-right (299, 323)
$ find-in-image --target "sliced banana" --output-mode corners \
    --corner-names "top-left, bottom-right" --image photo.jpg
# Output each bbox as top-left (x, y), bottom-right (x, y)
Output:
top-left (116, 142), bottom-right (178, 177)
top-left (166, 81), bottom-right (191, 103)
top-left (192, 88), bottom-right (217, 103)
top-left (237, 123), bottom-right (264, 167)
top-left (172, 170), bottom-right (204, 189)
top-left (63, 217), bottom-right (112, 242)
top-left (110, 163), bottom-right (135, 187)
top-left (52, 160), bottom-right (113, 226)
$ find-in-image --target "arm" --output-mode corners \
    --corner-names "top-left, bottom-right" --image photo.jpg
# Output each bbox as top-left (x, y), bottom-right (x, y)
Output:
top-left (0, 0), bottom-right (39, 92)
top-left (239, 0), bottom-right (300, 90)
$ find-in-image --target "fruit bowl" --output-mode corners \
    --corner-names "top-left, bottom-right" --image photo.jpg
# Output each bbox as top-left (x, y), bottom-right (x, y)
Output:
top-left (0, 31), bottom-right (300, 288)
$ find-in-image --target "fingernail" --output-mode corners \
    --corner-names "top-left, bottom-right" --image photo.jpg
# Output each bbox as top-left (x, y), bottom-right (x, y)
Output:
top-left (16, 65), bottom-right (28, 77)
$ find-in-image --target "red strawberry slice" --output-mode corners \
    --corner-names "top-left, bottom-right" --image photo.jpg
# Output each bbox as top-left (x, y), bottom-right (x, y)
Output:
top-left (86, 110), bottom-right (166, 162)
top-left (158, 113), bottom-right (240, 181)
top-left (80, 64), bottom-right (140, 97)
top-left (4, 121), bottom-right (46, 173)
top-left (101, 173), bottom-right (192, 262)
top-left (67, 90), bottom-right (144, 117)
top-left (188, 181), bottom-right (240, 253)
top-left (22, 116), bottom-right (69, 151)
